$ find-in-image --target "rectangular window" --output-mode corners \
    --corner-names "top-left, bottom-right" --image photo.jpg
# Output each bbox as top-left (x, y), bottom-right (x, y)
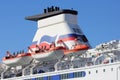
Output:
top-left (52, 75), bottom-right (60, 80)
top-left (36, 77), bottom-right (43, 80)
top-left (69, 73), bottom-right (74, 78)
top-left (47, 76), bottom-right (52, 80)
top-left (43, 77), bottom-right (48, 80)
top-left (72, 28), bottom-right (76, 32)
top-left (74, 72), bottom-right (82, 78)
top-left (74, 71), bottom-right (86, 78)
top-left (103, 69), bottom-right (106, 72)
top-left (72, 28), bottom-right (82, 34)
top-left (76, 29), bottom-right (82, 34)
top-left (30, 72), bottom-right (86, 80)
top-left (81, 35), bottom-right (88, 42)
top-left (60, 73), bottom-right (69, 79)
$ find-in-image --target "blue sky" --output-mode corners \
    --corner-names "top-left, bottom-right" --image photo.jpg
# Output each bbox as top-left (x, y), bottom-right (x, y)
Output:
top-left (0, 0), bottom-right (120, 61)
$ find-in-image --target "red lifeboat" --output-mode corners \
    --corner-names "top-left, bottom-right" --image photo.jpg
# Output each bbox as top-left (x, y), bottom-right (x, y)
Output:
top-left (2, 51), bottom-right (33, 67)
top-left (64, 44), bottom-right (89, 55)
top-left (57, 39), bottom-right (89, 55)
top-left (29, 43), bottom-right (65, 62)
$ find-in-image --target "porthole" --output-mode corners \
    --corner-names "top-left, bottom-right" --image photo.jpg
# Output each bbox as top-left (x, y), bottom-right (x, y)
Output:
top-left (88, 71), bottom-right (91, 74)
top-left (96, 70), bottom-right (98, 73)
top-left (103, 69), bottom-right (105, 72)
top-left (111, 68), bottom-right (113, 71)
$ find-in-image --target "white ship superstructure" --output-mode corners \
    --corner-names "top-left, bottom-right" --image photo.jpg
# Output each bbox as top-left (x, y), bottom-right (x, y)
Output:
top-left (0, 6), bottom-right (120, 80)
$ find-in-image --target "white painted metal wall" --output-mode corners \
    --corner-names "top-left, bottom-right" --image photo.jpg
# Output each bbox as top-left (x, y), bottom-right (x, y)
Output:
top-left (33, 14), bottom-right (78, 43)
top-left (2, 62), bottom-right (120, 80)
top-left (67, 62), bottom-right (120, 80)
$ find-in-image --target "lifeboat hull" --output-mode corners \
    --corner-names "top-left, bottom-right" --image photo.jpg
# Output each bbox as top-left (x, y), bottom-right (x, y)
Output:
top-left (31, 50), bottom-right (64, 61)
top-left (2, 55), bottom-right (33, 67)
top-left (64, 44), bottom-right (89, 55)
top-left (64, 49), bottom-right (87, 55)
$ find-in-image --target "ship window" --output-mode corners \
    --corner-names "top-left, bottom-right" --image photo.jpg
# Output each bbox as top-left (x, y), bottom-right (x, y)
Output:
top-left (36, 77), bottom-right (43, 80)
top-left (72, 28), bottom-right (82, 34)
top-left (96, 70), bottom-right (98, 73)
top-left (81, 35), bottom-right (88, 42)
top-left (74, 66), bottom-right (78, 68)
top-left (76, 29), bottom-right (82, 34)
top-left (69, 73), bottom-right (74, 78)
top-left (111, 68), bottom-right (113, 71)
top-left (52, 75), bottom-right (60, 80)
top-left (103, 69), bottom-right (106, 72)
top-left (48, 76), bottom-right (52, 80)
top-left (60, 71), bottom-right (86, 79)
top-left (88, 71), bottom-right (91, 74)
top-left (111, 59), bottom-right (113, 63)
top-left (74, 72), bottom-right (77, 77)
top-left (74, 71), bottom-right (86, 78)
top-left (60, 73), bottom-right (69, 79)
top-left (72, 28), bottom-right (76, 32)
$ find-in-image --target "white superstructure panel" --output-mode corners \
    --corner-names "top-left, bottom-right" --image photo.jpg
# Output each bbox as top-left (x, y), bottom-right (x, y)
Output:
top-left (33, 22), bottom-right (78, 43)
top-left (38, 14), bottom-right (77, 28)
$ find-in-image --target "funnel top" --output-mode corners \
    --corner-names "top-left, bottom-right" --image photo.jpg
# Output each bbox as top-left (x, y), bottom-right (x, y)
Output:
top-left (25, 6), bottom-right (78, 21)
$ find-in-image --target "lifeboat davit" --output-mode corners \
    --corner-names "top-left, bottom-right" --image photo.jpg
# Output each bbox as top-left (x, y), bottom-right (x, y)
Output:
top-left (2, 52), bottom-right (33, 67)
top-left (0, 63), bottom-right (6, 73)
top-left (30, 46), bottom-right (65, 62)
top-left (64, 44), bottom-right (89, 55)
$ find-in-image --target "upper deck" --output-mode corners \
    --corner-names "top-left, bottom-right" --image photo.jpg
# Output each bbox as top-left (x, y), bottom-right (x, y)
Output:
top-left (1, 61), bottom-right (120, 80)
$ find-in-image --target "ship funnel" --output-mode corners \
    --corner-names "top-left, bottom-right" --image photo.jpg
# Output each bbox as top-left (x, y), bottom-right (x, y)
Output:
top-left (25, 6), bottom-right (91, 53)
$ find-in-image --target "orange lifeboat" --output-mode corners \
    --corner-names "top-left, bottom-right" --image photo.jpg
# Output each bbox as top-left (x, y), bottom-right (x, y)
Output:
top-left (64, 44), bottom-right (89, 55)
top-left (30, 43), bottom-right (65, 62)
top-left (2, 51), bottom-right (33, 67)
top-left (57, 39), bottom-right (89, 55)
